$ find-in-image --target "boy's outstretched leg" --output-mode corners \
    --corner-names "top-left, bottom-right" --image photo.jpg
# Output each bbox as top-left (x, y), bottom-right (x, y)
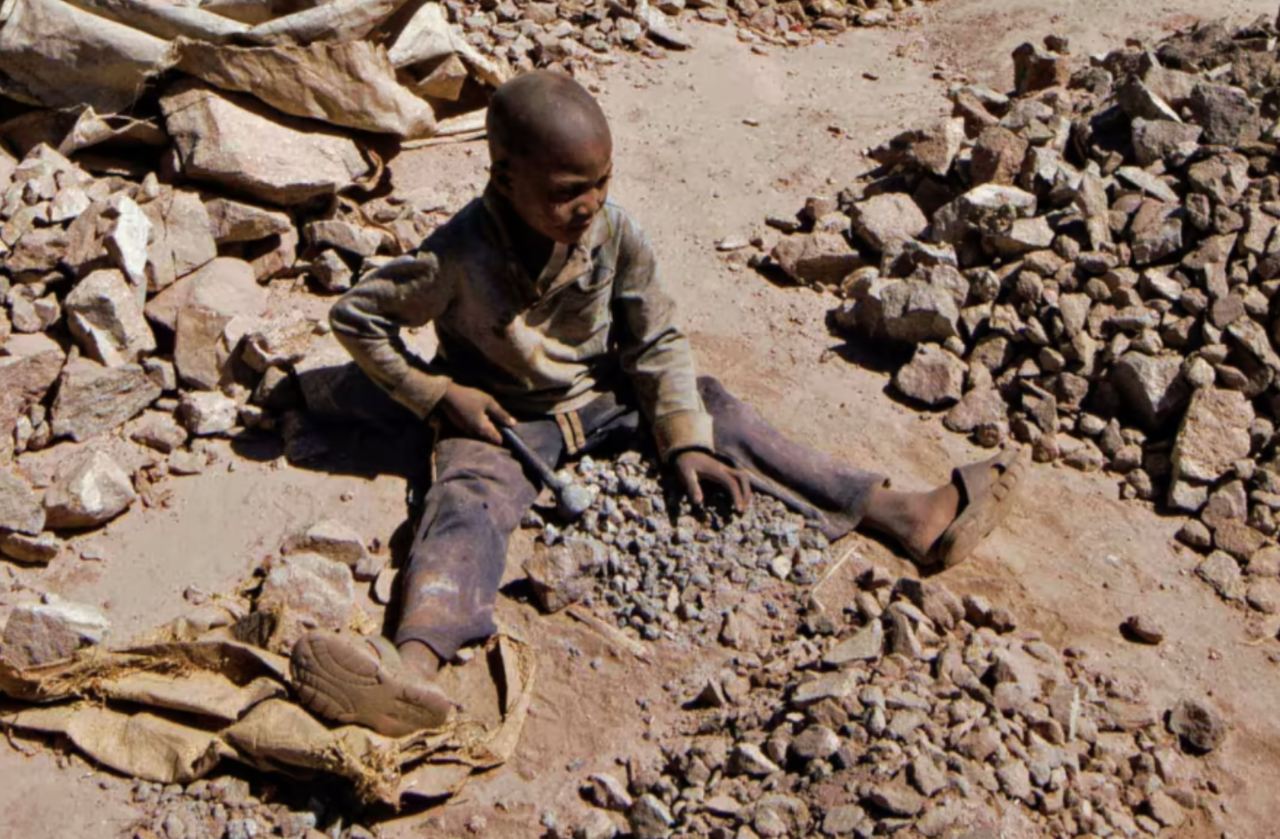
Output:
top-left (291, 428), bottom-right (559, 736)
top-left (698, 377), bottom-right (1028, 569)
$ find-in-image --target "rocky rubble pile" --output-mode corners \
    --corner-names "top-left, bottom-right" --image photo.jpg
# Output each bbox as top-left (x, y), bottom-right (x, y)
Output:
top-left (522, 451), bottom-right (836, 644)
top-left (761, 13), bottom-right (1280, 610)
top-left (442, 0), bottom-right (940, 60)
top-left (127, 775), bottom-right (379, 839)
top-left (579, 563), bottom-right (1225, 839)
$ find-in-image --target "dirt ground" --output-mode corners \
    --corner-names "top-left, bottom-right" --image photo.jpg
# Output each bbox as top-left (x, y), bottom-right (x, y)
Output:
top-left (4, 0), bottom-right (1280, 836)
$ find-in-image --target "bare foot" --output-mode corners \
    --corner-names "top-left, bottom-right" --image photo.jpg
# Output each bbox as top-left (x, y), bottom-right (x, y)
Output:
top-left (861, 447), bottom-right (1029, 568)
top-left (862, 483), bottom-right (961, 561)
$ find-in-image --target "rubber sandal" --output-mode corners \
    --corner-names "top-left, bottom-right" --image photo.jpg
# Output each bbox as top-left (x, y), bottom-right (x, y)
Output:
top-left (290, 631), bottom-right (456, 737)
top-left (924, 445), bottom-right (1029, 569)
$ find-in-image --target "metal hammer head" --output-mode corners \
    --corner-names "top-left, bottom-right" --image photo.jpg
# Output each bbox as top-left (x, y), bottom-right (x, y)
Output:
top-left (556, 483), bottom-right (596, 520)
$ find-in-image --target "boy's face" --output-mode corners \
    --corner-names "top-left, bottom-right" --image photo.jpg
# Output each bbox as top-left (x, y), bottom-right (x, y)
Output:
top-left (498, 135), bottom-right (613, 245)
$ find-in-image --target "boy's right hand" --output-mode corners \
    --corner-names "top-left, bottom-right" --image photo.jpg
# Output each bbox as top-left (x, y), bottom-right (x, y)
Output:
top-left (439, 383), bottom-right (516, 445)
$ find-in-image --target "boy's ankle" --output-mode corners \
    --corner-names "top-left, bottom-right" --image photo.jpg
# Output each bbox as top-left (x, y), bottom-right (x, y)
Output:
top-left (399, 639), bottom-right (443, 678)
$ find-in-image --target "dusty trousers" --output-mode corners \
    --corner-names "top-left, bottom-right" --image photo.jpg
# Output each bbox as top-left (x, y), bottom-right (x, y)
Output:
top-left (394, 377), bottom-right (886, 659)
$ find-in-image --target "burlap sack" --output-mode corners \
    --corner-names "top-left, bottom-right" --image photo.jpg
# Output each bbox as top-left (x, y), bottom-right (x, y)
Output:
top-left (1, 634), bottom-right (534, 805)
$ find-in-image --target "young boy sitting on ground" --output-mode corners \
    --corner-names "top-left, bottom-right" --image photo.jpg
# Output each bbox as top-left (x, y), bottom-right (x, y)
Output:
top-left (289, 71), bottom-right (1028, 737)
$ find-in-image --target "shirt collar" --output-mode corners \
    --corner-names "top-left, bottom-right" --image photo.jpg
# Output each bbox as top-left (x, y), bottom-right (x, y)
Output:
top-left (481, 184), bottom-right (609, 283)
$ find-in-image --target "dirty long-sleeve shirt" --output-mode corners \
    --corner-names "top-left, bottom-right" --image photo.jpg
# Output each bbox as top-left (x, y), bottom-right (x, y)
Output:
top-left (329, 191), bottom-right (714, 460)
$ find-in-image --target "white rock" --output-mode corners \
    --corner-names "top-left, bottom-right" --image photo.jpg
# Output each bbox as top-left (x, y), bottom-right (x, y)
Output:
top-left (44, 450), bottom-right (138, 529)
top-left (105, 195), bottom-right (152, 287)
top-left (65, 269), bottom-right (157, 366)
top-left (180, 391), bottom-right (238, 436)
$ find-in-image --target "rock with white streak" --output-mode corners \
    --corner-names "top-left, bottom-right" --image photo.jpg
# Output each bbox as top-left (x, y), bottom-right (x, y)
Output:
top-left (64, 269), bottom-right (156, 366)
top-left (50, 358), bottom-right (162, 442)
top-left (180, 391), bottom-right (238, 436)
top-left (2, 598), bottom-right (111, 667)
top-left (104, 195), bottom-right (152, 288)
top-left (44, 450), bottom-right (138, 529)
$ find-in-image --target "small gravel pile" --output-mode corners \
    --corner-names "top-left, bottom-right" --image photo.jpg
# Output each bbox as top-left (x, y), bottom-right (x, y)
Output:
top-left (127, 775), bottom-right (378, 839)
top-left (524, 451), bottom-right (835, 644)
top-left (757, 12), bottom-right (1280, 610)
top-left (577, 561), bottom-right (1225, 839)
top-left (446, 0), bottom-right (941, 63)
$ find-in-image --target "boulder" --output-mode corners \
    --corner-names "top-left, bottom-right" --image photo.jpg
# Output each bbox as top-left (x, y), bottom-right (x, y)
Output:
top-left (1172, 388), bottom-right (1253, 484)
top-left (869, 118), bottom-right (965, 177)
top-left (849, 194), bottom-right (927, 252)
top-left (160, 80), bottom-right (372, 207)
top-left (105, 195), bottom-right (152, 288)
top-left (1129, 200), bottom-right (1183, 265)
top-left (1012, 42), bottom-right (1072, 94)
top-left (823, 620), bottom-right (884, 665)
top-left (145, 257), bottom-right (267, 335)
top-left (305, 219), bottom-right (381, 258)
top-left (628, 794), bottom-right (674, 839)
top-left (205, 198), bottom-right (293, 244)
top-left (285, 519), bottom-right (368, 567)
top-left (64, 269), bottom-right (156, 366)
top-left (0, 468), bottom-right (44, 535)
top-left (180, 391), bottom-right (238, 437)
top-left (0, 531), bottom-right (61, 564)
top-left (1187, 82), bottom-right (1262, 146)
top-left (1131, 118), bottom-right (1202, 167)
top-left (772, 233), bottom-right (864, 286)
top-left (243, 313), bottom-right (315, 373)
top-left (257, 552), bottom-right (355, 651)
top-left (128, 411), bottom-right (189, 454)
top-left (524, 539), bottom-right (600, 613)
top-left (931, 185), bottom-right (1037, 246)
top-left (145, 258), bottom-right (268, 390)
top-left (8, 227), bottom-right (69, 274)
top-left (311, 250), bottom-right (354, 293)
top-left (0, 335), bottom-right (65, 460)
top-left (2, 598), bottom-right (111, 667)
top-left (44, 450), bottom-right (137, 529)
top-left (1168, 697), bottom-right (1228, 753)
top-left (50, 358), bottom-right (161, 442)
top-left (1197, 550), bottom-right (1245, 602)
top-left (140, 188), bottom-right (218, 292)
top-left (971, 126), bottom-right (1029, 186)
top-left (893, 344), bottom-right (965, 407)
top-left (1110, 352), bottom-right (1190, 431)
top-left (1117, 78), bottom-right (1182, 122)
top-left (881, 280), bottom-right (960, 344)
top-left (943, 388), bottom-right (1008, 433)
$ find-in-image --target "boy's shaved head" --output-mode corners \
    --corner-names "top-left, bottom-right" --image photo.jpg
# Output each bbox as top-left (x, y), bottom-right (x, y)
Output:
top-left (487, 71), bottom-right (611, 165)
top-left (486, 71), bottom-right (615, 245)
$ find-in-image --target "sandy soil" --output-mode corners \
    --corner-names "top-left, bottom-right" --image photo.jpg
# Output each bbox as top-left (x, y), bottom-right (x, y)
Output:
top-left (3, 1), bottom-right (1280, 837)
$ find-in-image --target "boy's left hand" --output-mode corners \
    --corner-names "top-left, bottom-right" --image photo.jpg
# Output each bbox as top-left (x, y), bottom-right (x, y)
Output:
top-left (674, 451), bottom-right (752, 514)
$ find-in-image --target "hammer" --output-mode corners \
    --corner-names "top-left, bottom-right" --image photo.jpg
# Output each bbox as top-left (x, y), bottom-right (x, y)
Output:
top-left (501, 427), bottom-right (595, 521)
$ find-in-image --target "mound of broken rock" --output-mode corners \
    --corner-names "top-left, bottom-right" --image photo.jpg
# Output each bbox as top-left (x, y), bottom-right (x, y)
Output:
top-left (754, 13), bottom-right (1280, 615)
